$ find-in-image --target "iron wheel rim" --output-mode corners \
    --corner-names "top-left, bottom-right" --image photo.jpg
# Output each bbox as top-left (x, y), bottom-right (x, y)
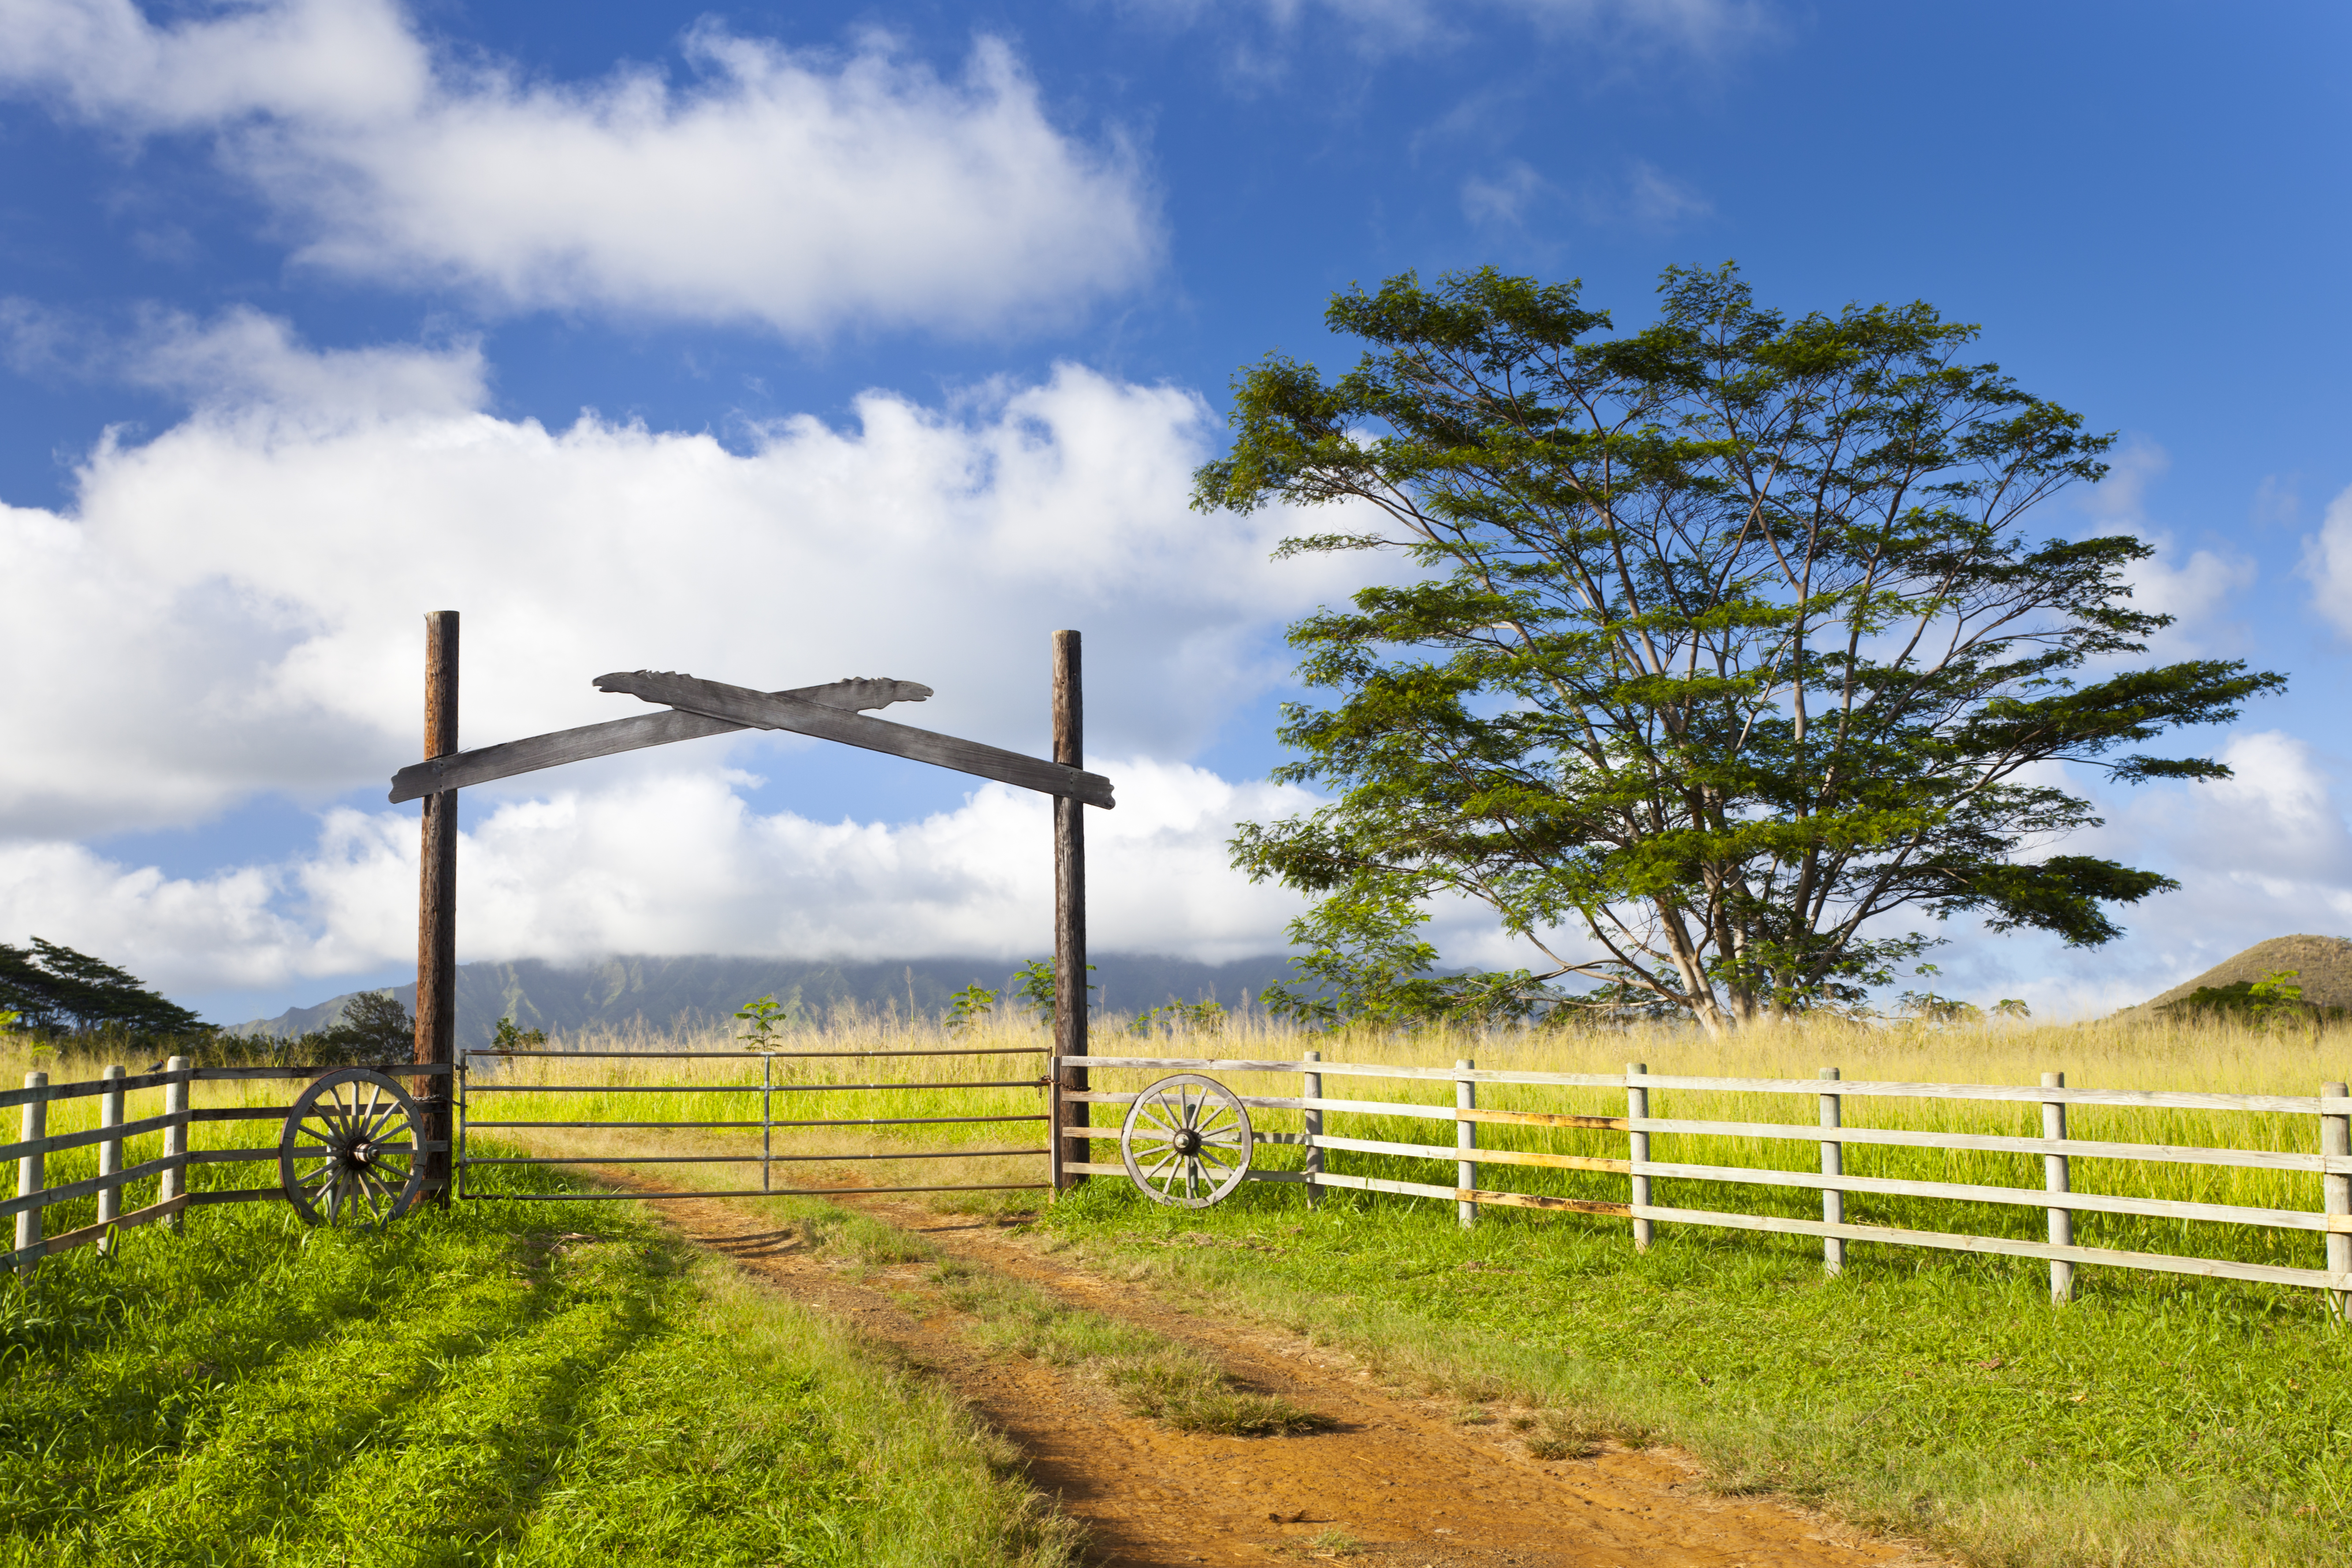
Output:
top-left (279, 1068), bottom-right (426, 1227)
top-left (1120, 1073), bottom-right (1252, 1207)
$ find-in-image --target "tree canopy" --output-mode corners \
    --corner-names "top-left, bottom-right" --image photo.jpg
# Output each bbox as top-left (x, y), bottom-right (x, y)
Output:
top-left (0, 937), bottom-right (208, 1036)
top-left (1197, 264), bottom-right (2285, 1032)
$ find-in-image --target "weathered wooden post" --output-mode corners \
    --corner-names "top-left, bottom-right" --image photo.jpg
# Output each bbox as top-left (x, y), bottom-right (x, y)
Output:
top-left (415, 611), bottom-right (459, 1204)
top-left (96, 1064), bottom-right (123, 1253)
top-left (2322, 1080), bottom-right (2348, 1322)
top-left (1820, 1067), bottom-right (1845, 1276)
top-left (15, 1072), bottom-right (45, 1274)
top-left (1455, 1058), bottom-right (1477, 1229)
top-left (1052, 630), bottom-right (1089, 1192)
top-left (1627, 1061), bottom-right (1651, 1252)
top-left (1302, 1049), bottom-right (1323, 1210)
top-left (160, 1055), bottom-right (190, 1233)
top-left (2043, 1071), bottom-right (2073, 1303)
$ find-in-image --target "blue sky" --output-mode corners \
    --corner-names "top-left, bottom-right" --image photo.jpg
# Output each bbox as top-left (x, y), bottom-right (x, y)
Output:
top-left (2, 0), bottom-right (2348, 1024)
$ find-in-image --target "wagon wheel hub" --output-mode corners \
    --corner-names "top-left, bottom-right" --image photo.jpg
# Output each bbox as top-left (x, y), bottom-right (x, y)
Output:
top-left (1170, 1127), bottom-right (1202, 1156)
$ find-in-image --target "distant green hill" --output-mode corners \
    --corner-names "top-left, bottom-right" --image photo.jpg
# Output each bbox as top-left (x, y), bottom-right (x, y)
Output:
top-left (2118, 934), bottom-right (2352, 1018)
top-left (231, 953), bottom-right (1299, 1047)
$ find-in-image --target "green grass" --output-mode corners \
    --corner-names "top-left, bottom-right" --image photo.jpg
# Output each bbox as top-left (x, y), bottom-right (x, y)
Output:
top-left (775, 1205), bottom-right (1330, 1439)
top-left (1038, 1176), bottom-right (2352, 1568)
top-left (0, 1155), bottom-right (1075, 1568)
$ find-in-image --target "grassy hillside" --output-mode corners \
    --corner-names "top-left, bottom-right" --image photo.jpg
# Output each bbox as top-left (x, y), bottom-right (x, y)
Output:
top-left (2120, 934), bottom-right (2352, 1016)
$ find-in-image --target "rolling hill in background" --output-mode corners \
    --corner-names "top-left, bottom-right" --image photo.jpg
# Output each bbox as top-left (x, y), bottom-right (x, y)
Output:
top-left (231, 953), bottom-right (1299, 1047)
top-left (2118, 934), bottom-right (2352, 1016)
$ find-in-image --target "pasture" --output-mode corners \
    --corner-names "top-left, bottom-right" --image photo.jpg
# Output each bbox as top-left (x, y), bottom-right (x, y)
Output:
top-left (5, 1009), bottom-right (2348, 1566)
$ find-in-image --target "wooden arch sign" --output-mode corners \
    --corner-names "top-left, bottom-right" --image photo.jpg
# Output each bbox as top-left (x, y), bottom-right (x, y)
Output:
top-left (391, 614), bottom-right (1111, 1200)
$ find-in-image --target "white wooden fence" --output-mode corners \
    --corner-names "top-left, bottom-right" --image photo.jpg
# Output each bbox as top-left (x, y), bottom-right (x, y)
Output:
top-left (1058, 1054), bottom-right (2352, 1312)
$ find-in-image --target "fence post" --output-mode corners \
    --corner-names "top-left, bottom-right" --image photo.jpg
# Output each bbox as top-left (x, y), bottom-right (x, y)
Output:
top-left (2323, 1080), bottom-right (2349, 1323)
top-left (1302, 1049), bottom-right (1323, 1211)
top-left (1051, 629), bottom-right (1090, 1191)
top-left (2042, 1070), bottom-right (2073, 1303)
top-left (96, 1065), bottom-right (124, 1253)
top-left (1456, 1058), bottom-right (1477, 1229)
top-left (14, 1073), bottom-right (45, 1275)
top-left (160, 1056), bottom-right (191, 1233)
top-left (1628, 1062), bottom-right (1651, 1253)
top-left (1820, 1067), bottom-right (1844, 1277)
top-left (414, 610), bottom-right (460, 1206)
top-left (762, 1053), bottom-right (774, 1194)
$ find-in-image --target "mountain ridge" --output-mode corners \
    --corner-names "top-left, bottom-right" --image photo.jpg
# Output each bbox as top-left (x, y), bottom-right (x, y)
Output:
top-left (231, 952), bottom-right (1301, 1046)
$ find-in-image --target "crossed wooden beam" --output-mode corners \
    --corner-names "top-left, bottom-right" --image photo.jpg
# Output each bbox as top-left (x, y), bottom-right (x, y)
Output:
top-left (389, 669), bottom-right (1116, 809)
top-left (388, 625), bottom-right (1108, 1204)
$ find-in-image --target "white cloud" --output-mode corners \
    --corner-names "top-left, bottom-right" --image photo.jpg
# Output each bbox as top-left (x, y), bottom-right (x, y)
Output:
top-left (2298, 482), bottom-right (2352, 641)
top-left (1461, 161), bottom-right (1548, 226)
top-left (0, 759), bottom-right (1319, 994)
top-left (0, 312), bottom-right (1368, 839)
top-left (1928, 732), bottom-right (2352, 1019)
top-left (2072, 437), bottom-right (2255, 655)
top-left (1621, 158), bottom-right (1709, 229)
top-left (1459, 156), bottom-right (1708, 236)
top-left (1144, 0), bottom-right (1772, 54)
top-left (0, 2), bottom-right (1156, 336)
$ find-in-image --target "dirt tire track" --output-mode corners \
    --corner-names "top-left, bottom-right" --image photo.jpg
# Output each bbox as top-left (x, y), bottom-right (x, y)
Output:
top-left (627, 1185), bottom-right (1939, 1568)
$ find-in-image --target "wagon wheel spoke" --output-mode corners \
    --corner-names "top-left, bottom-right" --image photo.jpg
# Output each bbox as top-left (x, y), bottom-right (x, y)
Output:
top-left (282, 1068), bottom-right (425, 1227)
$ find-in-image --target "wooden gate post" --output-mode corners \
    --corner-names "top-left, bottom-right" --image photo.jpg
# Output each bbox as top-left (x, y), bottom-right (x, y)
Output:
top-left (415, 611), bottom-right (459, 1204)
top-left (1052, 630), bottom-right (1089, 1192)
top-left (1820, 1067), bottom-right (1845, 1277)
top-left (2322, 1080), bottom-right (2348, 1322)
top-left (15, 1072), bottom-right (45, 1274)
top-left (96, 1065), bottom-right (123, 1254)
top-left (2042, 1071), bottom-right (2074, 1303)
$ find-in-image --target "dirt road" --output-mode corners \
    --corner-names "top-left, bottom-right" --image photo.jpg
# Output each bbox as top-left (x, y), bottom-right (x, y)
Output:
top-left (639, 1190), bottom-right (1935, 1568)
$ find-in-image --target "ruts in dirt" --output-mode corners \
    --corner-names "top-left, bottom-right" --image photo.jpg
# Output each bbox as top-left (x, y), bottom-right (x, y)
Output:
top-left (633, 1188), bottom-right (1939, 1568)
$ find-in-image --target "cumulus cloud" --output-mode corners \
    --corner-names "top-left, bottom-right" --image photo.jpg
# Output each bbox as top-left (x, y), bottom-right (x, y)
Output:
top-left (0, 313), bottom-right (1374, 846)
top-left (1920, 732), bottom-right (2352, 1019)
top-left (2072, 437), bottom-right (2256, 656)
top-left (0, 1), bottom-right (1156, 335)
top-left (0, 759), bottom-right (1320, 995)
top-left (0, 309), bottom-right (1396, 1003)
top-left (2298, 482), bottom-right (2352, 641)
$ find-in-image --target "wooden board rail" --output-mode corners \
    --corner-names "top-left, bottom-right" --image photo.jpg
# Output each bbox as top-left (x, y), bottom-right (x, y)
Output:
top-left (1062, 1056), bottom-right (2352, 1114)
top-left (1064, 1053), bottom-right (2352, 1310)
top-left (6, 1059), bottom-right (461, 1274)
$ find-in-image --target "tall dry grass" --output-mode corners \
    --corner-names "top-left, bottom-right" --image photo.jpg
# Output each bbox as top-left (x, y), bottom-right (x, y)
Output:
top-left (9, 1006), bottom-right (2346, 1270)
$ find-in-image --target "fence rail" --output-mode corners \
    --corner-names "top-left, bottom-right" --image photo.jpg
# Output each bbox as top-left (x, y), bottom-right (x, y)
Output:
top-left (455, 1046), bottom-right (1053, 1201)
top-left (9, 1059), bottom-right (455, 1274)
top-left (1059, 1054), bottom-right (2352, 1313)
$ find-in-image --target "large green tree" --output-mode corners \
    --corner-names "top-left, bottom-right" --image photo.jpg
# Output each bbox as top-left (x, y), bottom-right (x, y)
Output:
top-left (1197, 264), bottom-right (2284, 1033)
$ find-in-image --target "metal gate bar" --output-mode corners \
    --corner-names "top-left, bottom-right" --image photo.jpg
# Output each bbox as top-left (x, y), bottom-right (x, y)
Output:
top-left (488, 1184), bottom-right (1049, 1203)
top-left (478, 1048), bottom-right (1049, 1060)
top-left (469, 1114), bottom-right (1048, 1129)
top-left (455, 1046), bottom-right (1053, 1201)
top-left (469, 1080), bottom-right (1045, 1093)
top-left (467, 1149), bottom-right (1048, 1164)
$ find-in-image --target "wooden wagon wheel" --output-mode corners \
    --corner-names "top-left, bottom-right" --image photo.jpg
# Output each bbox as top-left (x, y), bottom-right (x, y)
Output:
top-left (1120, 1074), bottom-right (1253, 1207)
top-left (279, 1068), bottom-right (427, 1226)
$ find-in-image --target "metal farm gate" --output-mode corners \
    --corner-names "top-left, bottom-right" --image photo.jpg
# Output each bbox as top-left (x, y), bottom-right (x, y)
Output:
top-left (451, 1044), bottom-right (1058, 1203)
